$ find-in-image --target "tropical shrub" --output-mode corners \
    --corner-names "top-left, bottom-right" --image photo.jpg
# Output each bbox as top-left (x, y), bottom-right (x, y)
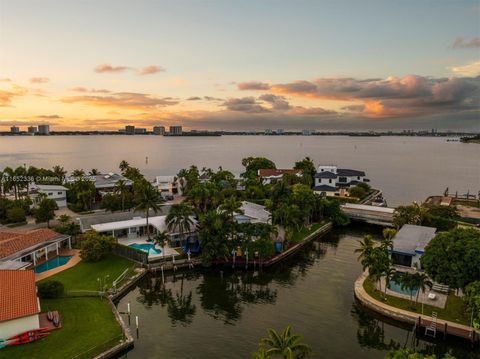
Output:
top-left (79, 231), bottom-right (116, 262)
top-left (38, 280), bottom-right (65, 299)
top-left (6, 206), bottom-right (26, 223)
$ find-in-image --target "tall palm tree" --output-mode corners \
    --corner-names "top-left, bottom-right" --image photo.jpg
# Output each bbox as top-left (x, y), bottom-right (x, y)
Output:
top-left (135, 182), bottom-right (161, 240)
top-left (382, 228), bottom-right (396, 250)
top-left (414, 272), bottom-right (433, 305)
top-left (383, 267), bottom-right (396, 299)
top-left (2, 167), bottom-right (14, 198)
top-left (257, 326), bottom-right (312, 359)
top-left (355, 235), bottom-right (374, 264)
top-left (399, 272), bottom-right (417, 307)
top-left (89, 168), bottom-right (101, 175)
top-left (154, 231), bottom-right (169, 258)
top-left (220, 196), bottom-right (243, 241)
top-left (72, 169), bottom-right (85, 178)
top-left (52, 165), bottom-right (67, 183)
top-left (166, 203), bottom-right (195, 249)
top-left (114, 179), bottom-right (129, 211)
top-left (119, 160), bottom-right (130, 173)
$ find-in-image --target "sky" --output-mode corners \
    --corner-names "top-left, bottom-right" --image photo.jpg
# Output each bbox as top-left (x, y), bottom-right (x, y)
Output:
top-left (0, 0), bottom-right (479, 131)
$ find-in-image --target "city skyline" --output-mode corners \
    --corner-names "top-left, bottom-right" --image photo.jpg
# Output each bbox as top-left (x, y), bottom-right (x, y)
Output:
top-left (1, 0), bottom-right (479, 131)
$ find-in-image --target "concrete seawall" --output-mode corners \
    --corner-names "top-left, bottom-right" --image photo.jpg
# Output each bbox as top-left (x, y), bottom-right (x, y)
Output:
top-left (354, 271), bottom-right (479, 345)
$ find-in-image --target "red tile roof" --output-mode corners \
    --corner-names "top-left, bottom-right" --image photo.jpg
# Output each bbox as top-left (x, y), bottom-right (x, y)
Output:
top-left (0, 270), bottom-right (39, 322)
top-left (258, 168), bottom-right (302, 177)
top-left (0, 228), bottom-right (61, 259)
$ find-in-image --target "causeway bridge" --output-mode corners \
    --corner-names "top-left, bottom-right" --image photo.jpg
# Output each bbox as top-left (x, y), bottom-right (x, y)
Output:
top-left (341, 203), bottom-right (395, 226)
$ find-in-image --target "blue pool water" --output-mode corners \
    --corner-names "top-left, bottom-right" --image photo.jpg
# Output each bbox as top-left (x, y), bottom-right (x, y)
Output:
top-left (129, 243), bottom-right (162, 255)
top-left (388, 272), bottom-right (418, 296)
top-left (34, 256), bottom-right (72, 273)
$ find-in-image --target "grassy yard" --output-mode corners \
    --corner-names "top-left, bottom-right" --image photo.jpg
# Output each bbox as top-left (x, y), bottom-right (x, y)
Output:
top-left (290, 222), bottom-right (326, 243)
top-left (0, 254), bottom-right (135, 359)
top-left (363, 276), bottom-right (470, 326)
top-left (45, 253), bottom-right (135, 293)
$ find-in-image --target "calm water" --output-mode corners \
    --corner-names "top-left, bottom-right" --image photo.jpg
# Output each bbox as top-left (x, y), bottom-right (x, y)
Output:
top-left (33, 255), bottom-right (72, 273)
top-left (0, 135), bottom-right (479, 206)
top-left (117, 227), bottom-right (478, 359)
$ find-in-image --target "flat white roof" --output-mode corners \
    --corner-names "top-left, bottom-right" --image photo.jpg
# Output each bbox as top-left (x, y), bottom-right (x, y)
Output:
top-left (36, 184), bottom-right (68, 191)
top-left (341, 203), bottom-right (395, 214)
top-left (91, 215), bottom-right (197, 234)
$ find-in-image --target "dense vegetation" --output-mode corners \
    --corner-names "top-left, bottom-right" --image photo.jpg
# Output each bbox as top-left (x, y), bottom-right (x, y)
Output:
top-left (393, 202), bottom-right (459, 231)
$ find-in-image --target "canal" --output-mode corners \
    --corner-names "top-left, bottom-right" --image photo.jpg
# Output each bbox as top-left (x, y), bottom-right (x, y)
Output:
top-left (117, 225), bottom-right (478, 359)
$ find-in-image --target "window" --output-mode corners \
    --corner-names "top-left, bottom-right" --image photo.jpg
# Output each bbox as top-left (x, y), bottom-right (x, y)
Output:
top-left (357, 176), bottom-right (360, 180)
top-left (338, 177), bottom-right (347, 183)
top-left (48, 192), bottom-right (53, 196)
top-left (58, 191), bottom-right (63, 195)
top-left (328, 179), bottom-right (332, 183)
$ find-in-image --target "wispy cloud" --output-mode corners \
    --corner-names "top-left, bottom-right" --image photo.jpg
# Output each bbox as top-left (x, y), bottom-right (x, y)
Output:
top-left (94, 64), bottom-right (131, 73)
top-left (139, 65), bottom-right (165, 75)
top-left (61, 92), bottom-right (178, 110)
top-left (36, 114), bottom-right (62, 119)
top-left (222, 97), bottom-right (269, 113)
top-left (451, 37), bottom-right (480, 49)
top-left (30, 77), bottom-right (50, 84)
top-left (451, 61), bottom-right (480, 76)
top-left (237, 81), bottom-right (271, 90)
top-left (71, 87), bottom-right (111, 93)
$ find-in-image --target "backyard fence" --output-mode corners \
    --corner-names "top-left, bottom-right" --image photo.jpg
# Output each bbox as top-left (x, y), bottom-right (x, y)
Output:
top-left (113, 244), bottom-right (148, 265)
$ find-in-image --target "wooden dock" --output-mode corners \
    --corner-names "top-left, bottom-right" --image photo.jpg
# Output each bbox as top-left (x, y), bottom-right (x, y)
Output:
top-left (416, 316), bottom-right (478, 346)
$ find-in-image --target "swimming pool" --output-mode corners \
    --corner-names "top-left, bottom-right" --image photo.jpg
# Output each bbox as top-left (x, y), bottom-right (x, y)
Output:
top-left (34, 256), bottom-right (72, 273)
top-left (129, 243), bottom-right (162, 256)
top-left (388, 272), bottom-right (418, 296)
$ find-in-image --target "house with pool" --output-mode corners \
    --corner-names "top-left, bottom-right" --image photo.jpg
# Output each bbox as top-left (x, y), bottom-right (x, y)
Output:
top-left (390, 224), bottom-right (437, 269)
top-left (0, 229), bottom-right (73, 274)
top-left (89, 215), bottom-right (198, 259)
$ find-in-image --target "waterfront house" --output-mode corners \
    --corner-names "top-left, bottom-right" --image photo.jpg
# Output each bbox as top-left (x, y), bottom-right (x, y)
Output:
top-left (390, 224), bottom-right (437, 269)
top-left (313, 165), bottom-right (369, 197)
top-left (234, 201), bottom-right (272, 225)
top-left (152, 175), bottom-right (181, 195)
top-left (258, 169), bottom-right (302, 185)
top-left (0, 270), bottom-right (41, 339)
top-left (66, 172), bottom-right (133, 202)
top-left (90, 214), bottom-right (198, 249)
top-left (31, 184), bottom-right (68, 208)
top-left (0, 229), bottom-right (72, 267)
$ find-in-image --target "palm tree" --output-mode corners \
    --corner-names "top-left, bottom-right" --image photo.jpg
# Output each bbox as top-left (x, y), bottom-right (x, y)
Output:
top-left (72, 169), bottom-right (85, 178)
top-left (355, 235), bottom-right (374, 265)
top-left (154, 231), bottom-right (169, 258)
top-left (135, 182), bottom-right (161, 240)
top-left (383, 267), bottom-right (396, 299)
top-left (414, 272), bottom-right (433, 305)
top-left (257, 326), bottom-right (312, 358)
top-left (89, 168), bottom-right (100, 175)
top-left (52, 165), bottom-right (67, 183)
top-left (166, 203), bottom-right (195, 249)
top-left (220, 196), bottom-right (243, 241)
top-left (114, 179), bottom-right (129, 211)
top-left (119, 160), bottom-right (130, 173)
top-left (382, 228), bottom-right (396, 250)
top-left (399, 272), bottom-right (417, 307)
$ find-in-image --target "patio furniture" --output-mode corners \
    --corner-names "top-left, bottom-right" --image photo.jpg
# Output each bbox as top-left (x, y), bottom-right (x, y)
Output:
top-left (427, 293), bottom-right (437, 300)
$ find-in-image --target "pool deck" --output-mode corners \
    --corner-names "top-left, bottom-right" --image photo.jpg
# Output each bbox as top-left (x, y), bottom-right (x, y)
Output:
top-left (35, 249), bottom-right (81, 282)
top-left (117, 237), bottom-right (180, 259)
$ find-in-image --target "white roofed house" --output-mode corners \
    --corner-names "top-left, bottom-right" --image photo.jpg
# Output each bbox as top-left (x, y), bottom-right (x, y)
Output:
top-left (313, 165), bottom-right (369, 197)
top-left (258, 169), bottom-right (303, 185)
top-left (32, 184), bottom-right (68, 208)
top-left (234, 201), bottom-right (272, 225)
top-left (66, 172), bottom-right (133, 203)
top-left (153, 176), bottom-right (181, 195)
top-left (390, 224), bottom-right (437, 269)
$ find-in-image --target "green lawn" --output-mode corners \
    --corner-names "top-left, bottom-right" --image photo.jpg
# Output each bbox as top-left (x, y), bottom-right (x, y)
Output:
top-left (290, 222), bottom-right (325, 243)
top-left (44, 253), bottom-right (135, 293)
top-left (363, 276), bottom-right (470, 326)
top-left (0, 254), bottom-right (134, 359)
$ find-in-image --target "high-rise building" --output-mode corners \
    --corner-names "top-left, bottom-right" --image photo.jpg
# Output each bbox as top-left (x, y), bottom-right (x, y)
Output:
top-left (153, 126), bottom-right (165, 135)
top-left (28, 126), bottom-right (38, 135)
top-left (10, 126), bottom-right (20, 134)
top-left (38, 124), bottom-right (50, 135)
top-left (134, 128), bottom-right (147, 134)
top-left (302, 129), bottom-right (312, 136)
top-left (276, 129), bottom-right (284, 135)
top-left (125, 125), bottom-right (135, 135)
top-left (169, 126), bottom-right (182, 135)
top-left (264, 129), bottom-right (273, 135)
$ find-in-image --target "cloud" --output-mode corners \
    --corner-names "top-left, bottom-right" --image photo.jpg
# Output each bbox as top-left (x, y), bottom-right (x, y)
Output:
top-left (139, 65), bottom-right (165, 75)
top-left (30, 77), bottom-right (50, 84)
top-left (187, 96), bottom-right (202, 101)
top-left (451, 37), bottom-right (480, 49)
top-left (37, 114), bottom-right (62, 119)
top-left (451, 61), bottom-right (480, 77)
top-left (222, 97), bottom-right (269, 113)
top-left (258, 94), bottom-right (291, 110)
top-left (254, 75), bottom-right (480, 118)
top-left (71, 87), bottom-right (111, 93)
top-left (237, 81), bottom-right (271, 90)
top-left (0, 78), bottom-right (11, 82)
top-left (61, 92), bottom-right (178, 110)
top-left (94, 64), bottom-right (130, 73)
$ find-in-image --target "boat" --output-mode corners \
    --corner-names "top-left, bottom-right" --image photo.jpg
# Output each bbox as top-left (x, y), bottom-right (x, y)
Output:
top-left (52, 311), bottom-right (60, 327)
top-left (6, 328), bottom-right (50, 346)
top-left (47, 311), bottom-right (53, 321)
